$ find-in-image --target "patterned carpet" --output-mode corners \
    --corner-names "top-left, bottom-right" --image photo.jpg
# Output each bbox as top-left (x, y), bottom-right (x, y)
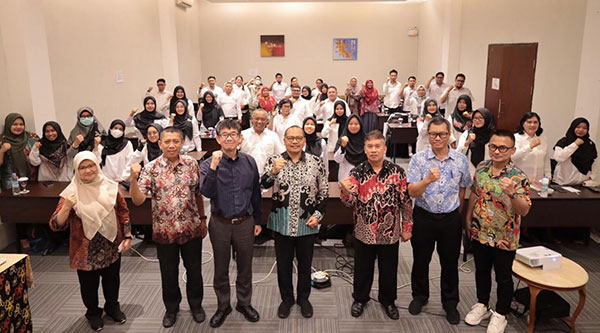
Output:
top-left (16, 232), bottom-right (600, 333)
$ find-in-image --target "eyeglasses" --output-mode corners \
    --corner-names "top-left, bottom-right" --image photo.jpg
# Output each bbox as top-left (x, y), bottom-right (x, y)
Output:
top-left (427, 132), bottom-right (449, 139)
top-left (285, 136), bottom-right (305, 142)
top-left (219, 133), bottom-right (239, 139)
top-left (473, 116), bottom-right (485, 121)
top-left (147, 131), bottom-right (159, 137)
top-left (488, 144), bottom-right (514, 153)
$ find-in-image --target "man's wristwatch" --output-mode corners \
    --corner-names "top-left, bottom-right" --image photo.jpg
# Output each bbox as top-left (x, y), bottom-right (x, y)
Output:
top-left (510, 192), bottom-right (518, 199)
top-left (199, 215), bottom-right (207, 220)
top-left (124, 235), bottom-right (132, 240)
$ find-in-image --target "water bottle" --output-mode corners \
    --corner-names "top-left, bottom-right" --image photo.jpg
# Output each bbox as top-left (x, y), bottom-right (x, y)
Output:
top-left (10, 173), bottom-right (20, 196)
top-left (540, 176), bottom-right (549, 198)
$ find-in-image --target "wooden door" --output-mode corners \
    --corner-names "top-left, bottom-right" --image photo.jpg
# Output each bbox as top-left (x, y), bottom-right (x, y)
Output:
top-left (484, 43), bottom-right (538, 131)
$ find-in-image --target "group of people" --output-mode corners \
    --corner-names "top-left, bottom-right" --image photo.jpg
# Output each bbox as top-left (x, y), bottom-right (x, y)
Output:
top-left (0, 70), bottom-right (597, 333)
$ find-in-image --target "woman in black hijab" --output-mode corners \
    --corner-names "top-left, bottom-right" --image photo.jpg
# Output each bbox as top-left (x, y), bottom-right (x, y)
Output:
top-left (334, 114), bottom-right (367, 180)
top-left (303, 117), bottom-right (327, 170)
top-left (200, 90), bottom-right (224, 129)
top-left (169, 85), bottom-right (194, 116)
top-left (553, 117), bottom-right (597, 185)
top-left (30, 121), bottom-right (77, 181)
top-left (131, 96), bottom-right (167, 140)
top-left (457, 108), bottom-right (494, 169)
top-left (450, 95), bottom-right (473, 138)
top-left (69, 107), bottom-right (107, 152)
top-left (170, 99), bottom-right (201, 152)
top-left (99, 119), bottom-right (133, 181)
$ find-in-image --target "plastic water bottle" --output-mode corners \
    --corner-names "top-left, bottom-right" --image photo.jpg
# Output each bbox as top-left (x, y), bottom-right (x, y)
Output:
top-left (540, 176), bottom-right (549, 198)
top-left (10, 173), bottom-right (20, 196)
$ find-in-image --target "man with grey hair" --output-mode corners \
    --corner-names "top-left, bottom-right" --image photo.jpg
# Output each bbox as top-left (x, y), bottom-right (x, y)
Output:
top-left (240, 109), bottom-right (285, 175)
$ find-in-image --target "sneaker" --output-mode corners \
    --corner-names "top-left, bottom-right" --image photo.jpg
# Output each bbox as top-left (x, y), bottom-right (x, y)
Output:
top-left (465, 303), bottom-right (491, 326)
top-left (486, 311), bottom-right (507, 333)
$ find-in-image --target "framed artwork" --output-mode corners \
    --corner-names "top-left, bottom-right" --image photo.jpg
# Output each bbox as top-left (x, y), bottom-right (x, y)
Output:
top-left (333, 38), bottom-right (358, 60)
top-left (260, 35), bottom-right (285, 57)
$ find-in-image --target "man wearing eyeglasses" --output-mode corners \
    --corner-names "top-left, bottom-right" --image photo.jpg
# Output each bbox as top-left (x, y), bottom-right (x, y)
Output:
top-left (464, 130), bottom-right (530, 333)
top-left (261, 126), bottom-right (328, 319)
top-left (406, 117), bottom-right (471, 325)
top-left (200, 119), bottom-right (263, 328)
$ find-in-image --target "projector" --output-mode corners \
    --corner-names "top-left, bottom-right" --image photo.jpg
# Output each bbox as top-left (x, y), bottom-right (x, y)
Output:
top-left (516, 246), bottom-right (562, 271)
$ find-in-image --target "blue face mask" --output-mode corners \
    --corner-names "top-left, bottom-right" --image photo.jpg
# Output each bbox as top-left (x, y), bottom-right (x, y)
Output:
top-left (80, 117), bottom-right (94, 126)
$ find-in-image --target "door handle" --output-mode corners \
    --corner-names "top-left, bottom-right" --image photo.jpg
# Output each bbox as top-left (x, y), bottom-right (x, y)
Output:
top-left (498, 99), bottom-right (502, 119)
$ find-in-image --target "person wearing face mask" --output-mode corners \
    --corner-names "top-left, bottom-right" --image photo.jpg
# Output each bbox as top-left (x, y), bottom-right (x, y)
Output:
top-left (69, 107), bottom-right (107, 153)
top-left (169, 99), bottom-right (202, 153)
top-left (553, 117), bottom-right (597, 185)
top-left (96, 120), bottom-right (133, 182)
top-left (321, 100), bottom-right (348, 154)
top-left (457, 108), bottom-right (494, 175)
top-left (29, 121), bottom-right (77, 181)
top-left (50, 151), bottom-right (132, 331)
top-left (512, 112), bottom-right (551, 183)
top-left (126, 96), bottom-right (169, 141)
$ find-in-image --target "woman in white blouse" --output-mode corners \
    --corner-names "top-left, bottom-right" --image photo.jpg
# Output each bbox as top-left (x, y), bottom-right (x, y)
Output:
top-left (121, 123), bottom-right (163, 182)
top-left (234, 75), bottom-right (252, 129)
top-left (168, 99), bottom-right (202, 153)
top-left (553, 117), bottom-right (597, 185)
top-left (268, 98), bottom-right (302, 143)
top-left (320, 100), bottom-right (348, 154)
top-left (512, 112), bottom-right (551, 183)
top-left (96, 119), bottom-right (134, 182)
top-left (302, 117), bottom-right (328, 174)
top-left (29, 121), bottom-right (77, 181)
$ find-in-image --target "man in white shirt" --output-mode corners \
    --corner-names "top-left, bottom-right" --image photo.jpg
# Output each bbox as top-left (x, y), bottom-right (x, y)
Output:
top-left (315, 86), bottom-right (350, 121)
top-left (441, 73), bottom-right (474, 115)
top-left (146, 78), bottom-right (171, 117)
top-left (240, 109), bottom-right (285, 175)
top-left (383, 69), bottom-right (402, 113)
top-left (311, 78), bottom-right (324, 97)
top-left (290, 86), bottom-right (311, 121)
top-left (217, 82), bottom-right (242, 122)
top-left (425, 72), bottom-right (450, 116)
top-left (402, 76), bottom-right (418, 112)
top-left (199, 76), bottom-right (224, 100)
top-left (270, 73), bottom-right (288, 102)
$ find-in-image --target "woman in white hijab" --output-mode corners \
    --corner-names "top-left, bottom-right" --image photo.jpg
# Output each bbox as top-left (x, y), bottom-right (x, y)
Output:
top-left (49, 151), bottom-right (132, 331)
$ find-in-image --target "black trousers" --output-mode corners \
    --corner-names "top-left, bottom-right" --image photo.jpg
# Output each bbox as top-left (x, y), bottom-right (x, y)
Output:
top-left (77, 257), bottom-right (121, 318)
top-left (472, 240), bottom-right (516, 315)
top-left (410, 206), bottom-right (462, 308)
top-left (352, 238), bottom-right (399, 306)
top-left (156, 237), bottom-right (204, 314)
top-left (273, 232), bottom-right (315, 303)
top-left (209, 217), bottom-right (255, 310)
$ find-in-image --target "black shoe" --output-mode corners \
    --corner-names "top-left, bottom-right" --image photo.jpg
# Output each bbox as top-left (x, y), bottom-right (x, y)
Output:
top-left (85, 315), bottom-right (103, 331)
top-left (235, 304), bottom-right (260, 322)
top-left (445, 307), bottom-right (460, 325)
top-left (106, 309), bottom-right (127, 324)
top-left (408, 299), bottom-right (427, 315)
top-left (297, 299), bottom-right (313, 318)
top-left (192, 307), bottom-right (206, 323)
top-left (209, 307), bottom-right (232, 328)
top-left (350, 301), bottom-right (365, 318)
top-left (383, 304), bottom-right (399, 320)
top-left (162, 312), bottom-right (177, 328)
top-left (277, 301), bottom-right (294, 319)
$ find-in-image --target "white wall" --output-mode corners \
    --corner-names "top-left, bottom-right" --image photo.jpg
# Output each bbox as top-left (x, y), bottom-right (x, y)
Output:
top-left (197, 1), bottom-right (420, 93)
top-left (458, 0), bottom-right (587, 145)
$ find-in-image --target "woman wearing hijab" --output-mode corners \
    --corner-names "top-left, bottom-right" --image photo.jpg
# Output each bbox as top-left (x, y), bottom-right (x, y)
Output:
top-left (199, 90), bottom-right (224, 129)
top-left (358, 79), bottom-right (381, 133)
top-left (457, 108), bottom-right (494, 174)
top-left (345, 77), bottom-right (361, 115)
top-left (0, 113), bottom-right (39, 188)
top-left (169, 99), bottom-right (202, 153)
top-left (449, 94), bottom-right (473, 140)
top-left (303, 117), bottom-right (328, 174)
top-left (512, 112), bottom-right (551, 183)
top-left (312, 83), bottom-right (330, 116)
top-left (29, 121), bottom-right (77, 181)
top-left (69, 106), bottom-right (107, 152)
top-left (126, 96), bottom-right (168, 141)
top-left (321, 100), bottom-right (348, 154)
top-left (50, 151), bottom-right (132, 331)
top-left (334, 114), bottom-right (367, 181)
top-left (416, 98), bottom-right (454, 153)
top-left (404, 85), bottom-right (428, 117)
top-left (96, 120), bottom-right (134, 182)
top-left (553, 117), bottom-right (597, 185)
top-left (122, 123), bottom-right (163, 182)
top-left (169, 85), bottom-right (195, 116)
top-left (255, 86), bottom-right (277, 113)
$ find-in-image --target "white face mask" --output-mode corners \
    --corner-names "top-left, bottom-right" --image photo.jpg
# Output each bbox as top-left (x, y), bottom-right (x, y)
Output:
top-left (110, 129), bottom-right (123, 138)
top-left (255, 80), bottom-right (261, 86)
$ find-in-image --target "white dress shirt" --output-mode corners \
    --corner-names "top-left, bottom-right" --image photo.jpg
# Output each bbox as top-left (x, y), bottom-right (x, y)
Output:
top-left (333, 146), bottom-right (356, 180)
top-left (321, 120), bottom-right (340, 153)
top-left (271, 82), bottom-right (288, 102)
top-left (272, 114), bottom-right (303, 143)
top-left (553, 142), bottom-right (591, 185)
top-left (233, 84), bottom-right (251, 106)
top-left (96, 141), bottom-right (134, 181)
top-left (512, 133), bottom-right (551, 182)
top-left (200, 86), bottom-right (224, 99)
top-left (291, 98), bottom-right (313, 121)
top-left (402, 86), bottom-right (417, 112)
top-left (240, 127), bottom-right (285, 174)
top-left (428, 82), bottom-right (449, 110)
top-left (382, 81), bottom-right (402, 109)
top-left (217, 92), bottom-right (242, 119)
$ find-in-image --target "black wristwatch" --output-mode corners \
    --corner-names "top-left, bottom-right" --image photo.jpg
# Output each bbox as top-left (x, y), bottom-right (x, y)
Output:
top-left (510, 192), bottom-right (518, 199)
top-left (124, 235), bottom-right (132, 240)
